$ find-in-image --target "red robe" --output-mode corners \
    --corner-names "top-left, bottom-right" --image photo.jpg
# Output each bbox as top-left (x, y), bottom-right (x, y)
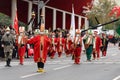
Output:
top-left (73, 36), bottom-right (82, 64)
top-left (18, 35), bottom-right (27, 56)
top-left (93, 36), bottom-right (102, 59)
top-left (56, 37), bottom-right (65, 52)
top-left (50, 37), bottom-right (57, 51)
top-left (49, 37), bottom-right (57, 58)
top-left (65, 37), bottom-right (73, 55)
top-left (18, 35), bottom-right (27, 64)
top-left (27, 35), bottom-right (50, 63)
top-left (95, 36), bottom-right (102, 52)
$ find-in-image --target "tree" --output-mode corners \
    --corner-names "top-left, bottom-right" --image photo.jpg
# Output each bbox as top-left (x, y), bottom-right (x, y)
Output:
top-left (0, 12), bottom-right (26, 27)
top-left (86, 0), bottom-right (116, 30)
top-left (0, 13), bottom-right (11, 26)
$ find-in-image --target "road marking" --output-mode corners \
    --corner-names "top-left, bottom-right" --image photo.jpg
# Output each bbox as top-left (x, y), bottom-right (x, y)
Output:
top-left (21, 65), bottom-right (72, 78)
top-left (111, 54), bottom-right (117, 56)
top-left (82, 61), bottom-right (120, 64)
top-left (20, 73), bottom-right (41, 78)
top-left (0, 66), bottom-right (4, 69)
top-left (113, 75), bottom-right (120, 80)
top-left (53, 65), bottom-right (72, 70)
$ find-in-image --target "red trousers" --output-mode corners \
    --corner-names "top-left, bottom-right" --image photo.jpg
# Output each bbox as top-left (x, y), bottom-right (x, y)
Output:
top-left (18, 46), bottom-right (26, 64)
top-left (65, 49), bottom-right (70, 56)
top-left (50, 50), bottom-right (56, 59)
top-left (74, 47), bottom-right (81, 64)
top-left (58, 52), bottom-right (62, 57)
top-left (93, 50), bottom-right (100, 59)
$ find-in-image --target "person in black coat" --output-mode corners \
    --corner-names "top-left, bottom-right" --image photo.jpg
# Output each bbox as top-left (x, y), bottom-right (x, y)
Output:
top-left (101, 33), bottom-right (109, 57)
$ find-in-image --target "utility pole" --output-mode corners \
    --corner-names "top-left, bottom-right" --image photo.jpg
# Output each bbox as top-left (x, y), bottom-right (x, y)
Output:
top-left (37, 0), bottom-right (50, 28)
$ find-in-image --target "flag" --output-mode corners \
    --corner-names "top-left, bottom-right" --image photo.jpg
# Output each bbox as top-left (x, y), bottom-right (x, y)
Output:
top-left (14, 10), bottom-right (18, 34)
top-left (69, 5), bottom-right (75, 39)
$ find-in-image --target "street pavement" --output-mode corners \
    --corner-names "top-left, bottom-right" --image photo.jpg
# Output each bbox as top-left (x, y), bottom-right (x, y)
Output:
top-left (0, 43), bottom-right (120, 80)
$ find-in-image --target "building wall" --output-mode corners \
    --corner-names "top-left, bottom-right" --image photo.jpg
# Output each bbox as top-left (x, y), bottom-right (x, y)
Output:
top-left (0, 0), bottom-right (93, 30)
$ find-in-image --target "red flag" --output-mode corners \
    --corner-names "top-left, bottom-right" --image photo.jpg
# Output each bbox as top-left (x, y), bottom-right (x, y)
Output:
top-left (14, 11), bottom-right (18, 34)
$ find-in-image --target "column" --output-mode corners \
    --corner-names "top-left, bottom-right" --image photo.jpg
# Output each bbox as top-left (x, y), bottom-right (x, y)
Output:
top-left (85, 17), bottom-right (89, 29)
top-left (53, 9), bottom-right (56, 30)
top-left (28, 1), bottom-right (32, 31)
top-left (78, 16), bottom-right (81, 29)
top-left (62, 12), bottom-right (66, 29)
top-left (11, 0), bottom-right (17, 27)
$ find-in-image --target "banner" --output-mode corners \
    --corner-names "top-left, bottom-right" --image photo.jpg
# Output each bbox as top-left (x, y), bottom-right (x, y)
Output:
top-left (69, 5), bottom-right (75, 39)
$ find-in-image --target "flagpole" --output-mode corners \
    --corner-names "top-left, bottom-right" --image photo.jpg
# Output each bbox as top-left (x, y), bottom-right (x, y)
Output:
top-left (12, 0), bottom-right (19, 34)
top-left (11, 0), bottom-right (17, 28)
top-left (69, 4), bottom-right (75, 41)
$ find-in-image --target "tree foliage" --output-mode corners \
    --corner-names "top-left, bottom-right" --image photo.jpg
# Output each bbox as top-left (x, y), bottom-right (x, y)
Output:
top-left (86, 0), bottom-right (117, 30)
top-left (0, 13), bottom-right (11, 26)
top-left (0, 12), bottom-right (26, 27)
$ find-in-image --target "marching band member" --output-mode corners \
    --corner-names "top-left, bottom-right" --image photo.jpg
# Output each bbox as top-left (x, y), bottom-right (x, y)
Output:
top-left (18, 27), bottom-right (27, 65)
top-left (93, 31), bottom-right (102, 60)
top-left (73, 29), bottom-right (82, 64)
top-left (49, 31), bottom-right (57, 59)
top-left (27, 24), bottom-right (51, 73)
top-left (56, 32), bottom-right (65, 57)
top-left (65, 33), bottom-right (73, 57)
top-left (85, 30), bottom-right (94, 61)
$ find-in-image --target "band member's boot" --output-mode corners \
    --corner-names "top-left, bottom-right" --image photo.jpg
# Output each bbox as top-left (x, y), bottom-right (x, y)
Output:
top-left (37, 62), bottom-right (45, 73)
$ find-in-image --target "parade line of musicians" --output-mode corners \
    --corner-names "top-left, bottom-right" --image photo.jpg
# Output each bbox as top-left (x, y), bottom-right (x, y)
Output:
top-left (0, 24), bottom-right (109, 73)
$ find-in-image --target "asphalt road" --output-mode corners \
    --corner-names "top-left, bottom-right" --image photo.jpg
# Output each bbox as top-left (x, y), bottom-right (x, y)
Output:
top-left (0, 44), bottom-right (120, 80)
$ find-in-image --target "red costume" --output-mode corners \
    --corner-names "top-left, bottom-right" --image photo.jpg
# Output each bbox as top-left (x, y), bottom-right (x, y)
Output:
top-left (73, 36), bottom-right (82, 64)
top-left (65, 36), bottom-right (73, 56)
top-left (18, 34), bottom-right (27, 65)
top-left (56, 37), bottom-right (65, 57)
top-left (49, 37), bottom-right (57, 59)
top-left (27, 35), bottom-right (50, 63)
top-left (93, 36), bottom-right (102, 60)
